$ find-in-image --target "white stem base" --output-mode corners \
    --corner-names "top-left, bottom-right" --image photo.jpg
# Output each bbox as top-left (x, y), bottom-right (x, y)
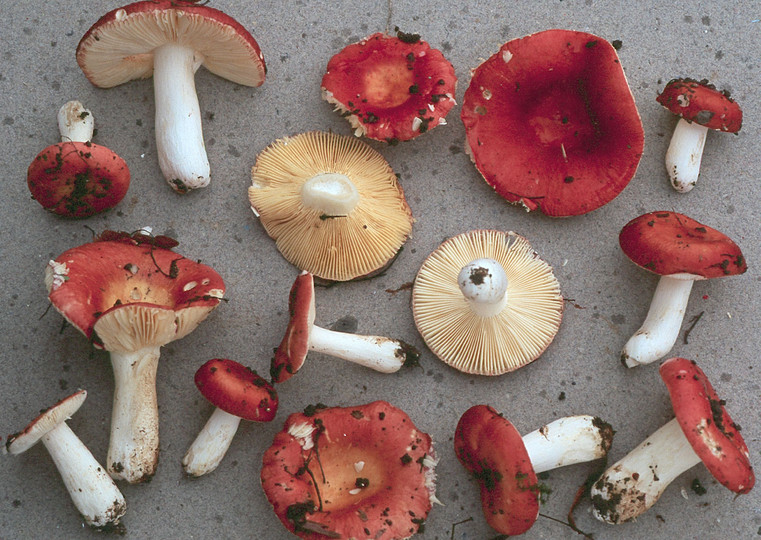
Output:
top-left (43, 422), bottom-right (126, 529)
top-left (107, 347), bottom-right (161, 483)
top-left (153, 43), bottom-right (209, 193)
top-left (309, 325), bottom-right (409, 373)
top-left (591, 418), bottom-right (700, 524)
top-left (622, 275), bottom-right (694, 368)
top-left (665, 119), bottom-right (708, 193)
top-left (57, 101), bottom-right (94, 143)
top-left (182, 408), bottom-right (242, 477)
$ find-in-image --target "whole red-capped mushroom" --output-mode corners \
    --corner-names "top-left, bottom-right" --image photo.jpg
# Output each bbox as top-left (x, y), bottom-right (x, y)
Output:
top-left (27, 101), bottom-right (129, 218)
top-left (619, 211), bottom-right (746, 367)
top-left (45, 229), bottom-right (225, 483)
top-left (322, 30), bottom-right (456, 142)
top-left (270, 271), bottom-right (419, 383)
top-left (461, 29), bottom-right (644, 216)
top-left (76, 1), bottom-right (266, 193)
top-left (592, 357), bottom-right (754, 524)
top-left (657, 78), bottom-right (742, 192)
top-left (261, 401), bottom-right (438, 539)
top-left (5, 390), bottom-right (126, 531)
top-left (182, 359), bottom-right (278, 477)
top-left (455, 405), bottom-right (613, 536)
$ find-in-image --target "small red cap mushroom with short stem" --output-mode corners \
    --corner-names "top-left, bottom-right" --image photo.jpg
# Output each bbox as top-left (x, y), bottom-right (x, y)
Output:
top-left (657, 78), bottom-right (742, 193)
top-left (45, 230), bottom-right (225, 483)
top-left (270, 271), bottom-right (419, 383)
top-left (455, 405), bottom-right (614, 536)
top-left (591, 357), bottom-right (754, 524)
top-left (4, 390), bottom-right (127, 531)
top-left (619, 211), bottom-right (746, 368)
top-left (27, 101), bottom-right (130, 218)
top-left (182, 358), bottom-right (278, 477)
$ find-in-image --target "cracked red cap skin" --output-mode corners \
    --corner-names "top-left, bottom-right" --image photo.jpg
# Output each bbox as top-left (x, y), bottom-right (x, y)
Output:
top-left (454, 405), bottom-right (539, 536)
top-left (27, 142), bottom-right (130, 218)
top-left (461, 29), bottom-right (644, 217)
top-left (619, 211), bottom-right (747, 278)
top-left (322, 32), bottom-right (457, 142)
top-left (46, 232), bottom-right (225, 347)
top-left (660, 357), bottom-right (755, 493)
top-left (194, 359), bottom-right (277, 422)
top-left (261, 401), bottom-right (435, 539)
top-left (270, 271), bottom-right (315, 383)
top-left (656, 78), bottom-right (742, 133)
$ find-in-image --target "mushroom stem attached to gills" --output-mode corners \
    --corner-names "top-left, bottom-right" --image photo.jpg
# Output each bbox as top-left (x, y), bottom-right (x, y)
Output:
top-left (182, 407), bottom-right (242, 477)
top-left (665, 118), bottom-right (708, 193)
top-left (591, 418), bottom-right (701, 524)
top-left (42, 421), bottom-right (127, 529)
top-left (300, 173), bottom-right (360, 216)
top-left (308, 325), bottom-right (408, 373)
top-left (153, 43), bottom-right (209, 192)
top-left (458, 258), bottom-right (509, 318)
top-left (57, 100), bottom-right (94, 143)
top-left (522, 415), bottom-right (613, 474)
top-left (107, 347), bottom-right (161, 483)
top-left (622, 275), bottom-right (695, 368)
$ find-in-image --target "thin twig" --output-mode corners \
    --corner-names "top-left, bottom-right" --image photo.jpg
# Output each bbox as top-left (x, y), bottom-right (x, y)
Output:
top-left (683, 311), bottom-right (705, 344)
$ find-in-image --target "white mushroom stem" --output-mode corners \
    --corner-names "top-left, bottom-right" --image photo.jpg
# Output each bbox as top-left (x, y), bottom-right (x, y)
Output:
top-left (182, 407), bottom-right (242, 477)
top-left (621, 274), bottom-right (698, 368)
top-left (591, 418), bottom-right (700, 524)
top-left (301, 173), bottom-right (360, 216)
top-left (309, 325), bottom-right (410, 373)
top-left (41, 422), bottom-right (127, 529)
top-left (522, 415), bottom-right (613, 474)
top-left (57, 100), bottom-right (94, 143)
top-left (107, 347), bottom-right (161, 483)
top-left (153, 43), bottom-right (210, 192)
top-left (458, 258), bottom-right (509, 318)
top-left (665, 118), bottom-right (708, 193)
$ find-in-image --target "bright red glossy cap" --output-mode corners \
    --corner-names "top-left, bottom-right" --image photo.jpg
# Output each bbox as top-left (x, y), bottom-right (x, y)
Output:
top-left (195, 359), bottom-right (277, 422)
top-left (657, 78), bottom-right (742, 133)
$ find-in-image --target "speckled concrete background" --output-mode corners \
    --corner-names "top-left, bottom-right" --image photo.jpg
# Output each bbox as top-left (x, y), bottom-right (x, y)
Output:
top-left (2, 1), bottom-right (760, 538)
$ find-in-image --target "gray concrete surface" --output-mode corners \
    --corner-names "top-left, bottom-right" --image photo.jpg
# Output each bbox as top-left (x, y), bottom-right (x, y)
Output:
top-left (2, 1), bottom-right (759, 538)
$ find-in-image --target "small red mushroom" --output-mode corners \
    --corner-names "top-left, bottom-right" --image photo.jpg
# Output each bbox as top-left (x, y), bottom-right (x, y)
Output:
top-left (261, 401), bottom-right (438, 539)
top-left (657, 78), bottom-right (742, 192)
top-left (45, 229), bottom-right (225, 483)
top-left (592, 357), bottom-right (754, 524)
top-left (182, 359), bottom-right (278, 477)
top-left (461, 29), bottom-right (644, 216)
top-left (322, 30), bottom-right (457, 142)
top-left (27, 101), bottom-right (129, 218)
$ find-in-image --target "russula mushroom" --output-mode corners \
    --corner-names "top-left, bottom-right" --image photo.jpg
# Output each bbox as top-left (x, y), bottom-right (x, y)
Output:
top-left (5, 390), bottom-right (127, 531)
top-left (45, 230), bottom-right (225, 483)
top-left (76, 1), bottom-right (266, 193)
top-left (461, 29), bottom-right (644, 216)
top-left (248, 131), bottom-right (414, 282)
top-left (619, 211), bottom-right (746, 368)
top-left (182, 358), bottom-right (278, 477)
top-left (261, 401), bottom-right (438, 539)
top-left (321, 30), bottom-right (457, 142)
top-left (412, 230), bottom-right (563, 375)
top-left (657, 78), bottom-right (742, 192)
top-left (270, 271), bottom-right (419, 383)
top-left (591, 357), bottom-right (754, 524)
top-left (455, 405), bottom-right (614, 536)
top-left (27, 100), bottom-right (130, 218)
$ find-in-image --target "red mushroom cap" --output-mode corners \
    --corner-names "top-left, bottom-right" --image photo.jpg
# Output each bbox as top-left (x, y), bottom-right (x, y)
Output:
top-left (46, 231), bottom-right (225, 349)
top-left (322, 31), bottom-right (457, 142)
top-left (660, 357), bottom-right (754, 493)
top-left (454, 405), bottom-right (539, 536)
top-left (261, 401), bottom-right (436, 539)
top-left (27, 142), bottom-right (130, 218)
top-left (6, 390), bottom-right (88, 455)
top-left (656, 78), bottom-right (742, 133)
top-left (619, 211), bottom-right (747, 278)
top-left (76, 0), bottom-right (265, 89)
top-left (270, 271), bottom-right (316, 383)
top-left (461, 29), bottom-right (644, 217)
top-left (194, 359), bottom-right (277, 422)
